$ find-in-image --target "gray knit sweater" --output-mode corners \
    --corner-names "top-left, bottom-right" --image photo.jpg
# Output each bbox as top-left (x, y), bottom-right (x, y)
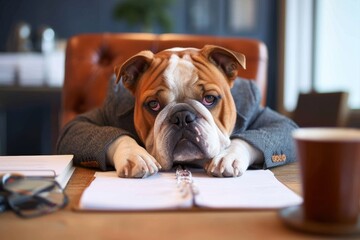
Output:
top-left (57, 77), bottom-right (298, 170)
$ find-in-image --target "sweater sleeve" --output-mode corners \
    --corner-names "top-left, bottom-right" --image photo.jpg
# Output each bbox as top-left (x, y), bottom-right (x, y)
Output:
top-left (56, 109), bottom-right (135, 171)
top-left (56, 77), bottom-right (139, 171)
top-left (230, 79), bottom-right (298, 169)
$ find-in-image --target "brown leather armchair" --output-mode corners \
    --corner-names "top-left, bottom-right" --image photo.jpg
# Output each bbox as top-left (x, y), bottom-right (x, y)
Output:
top-left (60, 33), bottom-right (268, 128)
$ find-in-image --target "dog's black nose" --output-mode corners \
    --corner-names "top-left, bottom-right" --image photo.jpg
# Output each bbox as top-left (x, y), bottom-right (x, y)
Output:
top-left (170, 110), bottom-right (196, 127)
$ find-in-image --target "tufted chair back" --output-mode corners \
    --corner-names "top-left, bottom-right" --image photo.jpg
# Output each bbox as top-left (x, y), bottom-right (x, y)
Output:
top-left (60, 33), bottom-right (268, 128)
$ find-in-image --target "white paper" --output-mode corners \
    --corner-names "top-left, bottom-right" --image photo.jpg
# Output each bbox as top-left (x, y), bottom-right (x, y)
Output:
top-left (79, 170), bottom-right (302, 211)
top-left (193, 170), bottom-right (302, 209)
top-left (80, 172), bottom-right (193, 210)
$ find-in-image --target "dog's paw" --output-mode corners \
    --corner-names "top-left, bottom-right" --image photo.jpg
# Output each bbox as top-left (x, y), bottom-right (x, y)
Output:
top-left (109, 136), bottom-right (161, 178)
top-left (204, 139), bottom-right (252, 177)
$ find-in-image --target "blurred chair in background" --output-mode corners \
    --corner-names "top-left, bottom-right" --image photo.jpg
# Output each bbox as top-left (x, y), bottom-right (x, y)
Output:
top-left (292, 91), bottom-right (349, 127)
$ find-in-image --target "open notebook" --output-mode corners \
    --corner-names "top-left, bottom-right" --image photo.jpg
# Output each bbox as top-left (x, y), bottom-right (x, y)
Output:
top-left (79, 169), bottom-right (302, 211)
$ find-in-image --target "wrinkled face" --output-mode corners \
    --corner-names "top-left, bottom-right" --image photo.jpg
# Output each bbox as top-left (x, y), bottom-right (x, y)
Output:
top-left (116, 46), bottom-right (246, 170)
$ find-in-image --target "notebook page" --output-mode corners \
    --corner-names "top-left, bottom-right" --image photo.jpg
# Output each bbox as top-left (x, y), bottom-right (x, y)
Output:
top-left (79, 171), bottom-right (193, 211)
top-left (193, 170), bottom-right (302, 209)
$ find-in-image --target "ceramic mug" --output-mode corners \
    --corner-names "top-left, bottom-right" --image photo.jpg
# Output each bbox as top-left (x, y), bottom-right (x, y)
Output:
top-left (293, 128), bottom-right (360, 225)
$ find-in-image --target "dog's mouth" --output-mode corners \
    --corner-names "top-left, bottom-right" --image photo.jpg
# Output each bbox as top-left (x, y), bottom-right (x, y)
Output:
top-left (172, 138), bottom-right (207, 162)
top-left (173, 138), bottom-right (201, 160)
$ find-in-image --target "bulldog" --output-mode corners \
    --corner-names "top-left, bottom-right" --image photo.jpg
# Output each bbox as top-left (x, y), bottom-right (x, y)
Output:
top-left (108, 45), bottom-right (261, 178)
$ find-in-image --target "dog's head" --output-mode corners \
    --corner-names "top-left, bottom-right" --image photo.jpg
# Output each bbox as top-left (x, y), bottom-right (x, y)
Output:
top-left (115, 45), bottom-right (245, 170)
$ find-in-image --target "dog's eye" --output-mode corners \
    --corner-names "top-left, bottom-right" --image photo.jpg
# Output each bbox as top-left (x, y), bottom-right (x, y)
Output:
top-left (202, 95), bottom-right (217, 106)
top-left (147, 100), bottom-right (161, 111)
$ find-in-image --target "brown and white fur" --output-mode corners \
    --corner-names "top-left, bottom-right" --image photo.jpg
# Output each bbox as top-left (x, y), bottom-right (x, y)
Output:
top-left (107, 45), bottom-right (261, 178)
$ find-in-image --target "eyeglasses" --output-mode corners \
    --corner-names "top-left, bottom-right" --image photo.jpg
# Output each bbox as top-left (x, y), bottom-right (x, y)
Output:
top-left (0, 173), bottom-right (68, 218)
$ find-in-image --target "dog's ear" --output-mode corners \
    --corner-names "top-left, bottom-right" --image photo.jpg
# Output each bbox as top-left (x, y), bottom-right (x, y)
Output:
top-left (201, 45), bottom-right (246, 81)
top-left (114, 50), bottom-right (154, 94)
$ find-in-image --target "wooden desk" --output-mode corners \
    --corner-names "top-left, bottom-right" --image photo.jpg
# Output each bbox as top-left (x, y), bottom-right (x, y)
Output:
top-left (0, 163), bottom-right (322, 240)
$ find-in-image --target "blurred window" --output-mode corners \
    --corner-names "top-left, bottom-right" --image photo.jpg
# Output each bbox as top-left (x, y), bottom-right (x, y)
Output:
top-left (283, 0), bottom-right (360, 111)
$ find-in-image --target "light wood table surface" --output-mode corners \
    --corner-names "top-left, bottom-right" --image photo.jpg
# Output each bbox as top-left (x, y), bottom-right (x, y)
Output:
top-left (0, 162), bottom-right (336, 240)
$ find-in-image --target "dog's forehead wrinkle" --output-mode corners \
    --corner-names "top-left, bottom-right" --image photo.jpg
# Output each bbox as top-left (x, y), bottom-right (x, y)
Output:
top-left (163, 53), bottom-right (198, 102)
